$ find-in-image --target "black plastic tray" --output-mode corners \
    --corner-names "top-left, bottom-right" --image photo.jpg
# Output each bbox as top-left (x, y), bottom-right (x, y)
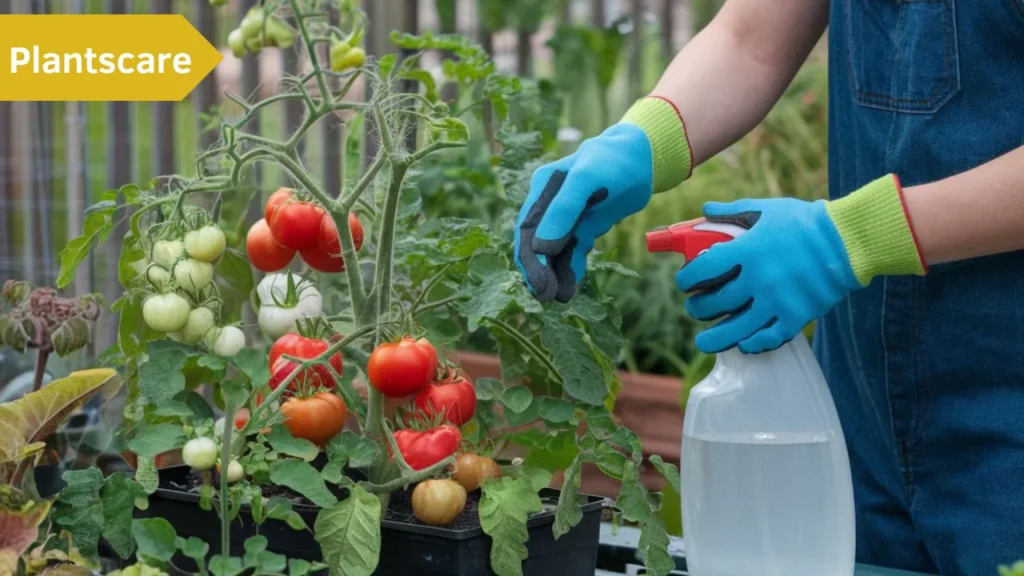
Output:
top-left (137, 465), bottom-right (609, 575)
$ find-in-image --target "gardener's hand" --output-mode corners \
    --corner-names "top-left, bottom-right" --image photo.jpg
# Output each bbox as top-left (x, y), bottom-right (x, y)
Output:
top-left (678, 175), bottom-right (927, 354)
top-left (515, 97), bottom-right (693, 302)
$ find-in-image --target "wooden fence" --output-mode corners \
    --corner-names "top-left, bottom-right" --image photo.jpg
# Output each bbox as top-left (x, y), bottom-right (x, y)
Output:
top-left (0, 0), bottom-right (699, 354)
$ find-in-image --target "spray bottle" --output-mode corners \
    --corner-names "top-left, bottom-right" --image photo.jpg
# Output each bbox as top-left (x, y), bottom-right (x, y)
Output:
top-left (646, 218), bottom-right (856, 576)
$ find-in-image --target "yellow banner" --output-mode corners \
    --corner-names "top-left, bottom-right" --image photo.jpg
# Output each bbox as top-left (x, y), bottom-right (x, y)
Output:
top-left (0, 14), bottom-right (223, 102)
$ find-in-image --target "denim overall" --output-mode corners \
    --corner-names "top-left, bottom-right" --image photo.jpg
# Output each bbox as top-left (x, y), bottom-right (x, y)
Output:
top-left (814, 1), bottom-right (1024, 574)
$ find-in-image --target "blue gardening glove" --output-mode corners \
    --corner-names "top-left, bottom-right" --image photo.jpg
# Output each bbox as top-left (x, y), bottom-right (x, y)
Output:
top-left (677, 175), bottom-right (927, 355)
top-left (515, 97), bottom-right (693, 302)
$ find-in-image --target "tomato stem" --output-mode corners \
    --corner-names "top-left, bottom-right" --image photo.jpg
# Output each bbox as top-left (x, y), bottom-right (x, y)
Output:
top-left (361, 454), bottom-right (456, 495)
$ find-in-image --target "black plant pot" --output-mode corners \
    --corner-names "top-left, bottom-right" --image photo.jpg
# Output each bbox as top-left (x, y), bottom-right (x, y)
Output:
top-left (34, 463), bottom-right (66, 498)
top-left (137, 466), bottom-right (608, 576)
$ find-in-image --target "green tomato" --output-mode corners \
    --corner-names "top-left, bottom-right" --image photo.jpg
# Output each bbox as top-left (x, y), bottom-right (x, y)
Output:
top-left (329, 41), bottom-right (351, 72)
top-left (331, 46), bottom-right (365, 72)
top-left (245, 36), bottom-right (263, 53)
top-left (173, 259), bottom-right (214, 293)
top-left (227, 29), bottom-right (246, 58)
top-left (181, 307), bottom-right (216, 344)
top-left (182, 437), bottom-right (218, 470)
top-left (142, 293), bottom-right (190, 333)
top-left (151, 239), bottom-right (184, 269)
top-left (264, 16), bottom-right (296, 49)
top-left (205, 325), bottom-right (246, 358)
top-left (146, 264), bottom-right (170, 289)
top-left (225, 459), bottom-right (244, 483)
top-left (240, 7), bottom-right (264, 40)
top-left (184, 225), bottom-right (226, 263)
top-left (209, 0), bottom-right (227, 6)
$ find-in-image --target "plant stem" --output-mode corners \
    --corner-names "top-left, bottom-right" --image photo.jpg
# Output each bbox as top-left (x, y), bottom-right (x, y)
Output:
top-left (483, 317), bottom-right (563, 385)
top-left (361, 455), bottom-right (456, 494)
top-left (219, 403), bottom-right (235, 564)
top-left (32, 346), bottom-right (50, 392)
top-left (291, 0), bottom-right (331, 109)
top-left (409, 140), bottom-right (465, 163)
top-left (382, 420), bottom-right (414, 474)
top-left (339, 152), bottom-right (385, 213)
top-left (413, 293), bottom-right (468, 317)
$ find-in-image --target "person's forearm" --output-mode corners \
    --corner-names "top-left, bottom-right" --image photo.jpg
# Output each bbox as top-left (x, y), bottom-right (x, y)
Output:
top-left (650, 0), bottom-right (829, 166)
top-left (902, 146), bottom-right (1024, 265)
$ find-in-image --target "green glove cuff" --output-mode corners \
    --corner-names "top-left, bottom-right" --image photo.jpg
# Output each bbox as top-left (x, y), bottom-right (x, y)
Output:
top-left (621, 96), bottom-right (694, 194)
top-left (825, 173), bottom-right (927, 286)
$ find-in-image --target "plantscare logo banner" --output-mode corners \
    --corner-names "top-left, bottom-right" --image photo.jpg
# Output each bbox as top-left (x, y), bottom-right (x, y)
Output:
top-left (0, 14), bottom-right (223, 101)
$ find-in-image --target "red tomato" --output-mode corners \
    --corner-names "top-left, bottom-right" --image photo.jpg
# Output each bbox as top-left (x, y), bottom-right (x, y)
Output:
top-left (281, 392), bottom-right (347, 445)
top-left (269, 333), bottom-right (342, 375)
top-left (246, 219), bottom-right (295, 272)
top-left (319, 213), bottom-right (365, 255)
top-left (416, 338), bottom-right (439, 381)
top-left (269, 201), bottom-right (324, 251)
top-left (270, 358), bottom-right (335, 394)
top-left (367, 337), bottom-right (438, 398)
top-left (393, 425), bottom-right (462, 470)
top-left (299, 244), bottom-right (345, 273)
top-left (414, 370), bottom-right (477, 427)
top-left (234, 407), bottom-right (251, 430)
top-left (265, 187), bottom-right (294, 223)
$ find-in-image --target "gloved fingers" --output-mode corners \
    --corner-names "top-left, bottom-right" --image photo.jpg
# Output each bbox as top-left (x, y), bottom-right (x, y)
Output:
top-left (532, 166), bottom-right (610, 256)
top-left (737, 320), bottom-right (794, 354)
top-left (684, 279), bottom-right (752, 322)
top-left (675, 243), bottom-right (742, 294)
top-left (701, 200), bottom-right (764, 229)
top-left (548, 233), bottom-right (595, 303)
top-left (694, 302), bottom-right (775, 355)
top-left (516, 169), bottom-right (570, 301)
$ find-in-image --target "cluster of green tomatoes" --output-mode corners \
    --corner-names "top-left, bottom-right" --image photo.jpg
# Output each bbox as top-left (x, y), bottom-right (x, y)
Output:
top-left (142, 224), bottom-right (245, 358)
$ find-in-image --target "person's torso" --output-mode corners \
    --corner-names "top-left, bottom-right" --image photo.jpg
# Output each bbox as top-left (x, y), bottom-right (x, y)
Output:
top-left (820, 0), bottom-right (1024, 437)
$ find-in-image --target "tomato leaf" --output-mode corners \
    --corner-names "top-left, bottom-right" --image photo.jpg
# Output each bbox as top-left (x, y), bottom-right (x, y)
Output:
top-left (127, 423), bottom-right (186, 458)
top-left (538, 397), bottom-right (575, 424)
top-left (57, 199), bottom-right (116, 289)
top-left (209, 555), bottom-right (246, 576)
top-left (267, 425), bottom-right (318, 462)
top-left (553, 456), bottom-right (583, 540)
top-left (541, 317), bottom-right (606, 406)
top-left (101, 473), bottom-right (145, 559)
top-left (616, 464), bottom-right (674, 576)
top-left (52, 468), bottom-right (104, 560)
top-left (315, 483), bottom-right (382, 576)
top-left (500, 385), bottom-right (533, 413)
top-left (244, 535), bottom-right (287, 573)
top-left (139, 348), bottom-right (188, 405)
top-left (473, 378), bottom-right (502, 402)
top-left (457, 270), bottom-right (542, 332)
top-left (269, 460), bottom-right (338, 508)
top-left (135, 456), bottom-right (159, 494)
top-left (324, 431), bottom-right (380, 485)
top-left (518, 466), bottom-right (553, 492)
top-left (480, 475), bottom-right (545, 576)
top-left (132, 518), bottom-right (178, 565)
top-left (266, 497), bottom-right (309, 531)
top-left (232, 348), bottom-right (270, 389)
top-left (649, 455), bottom-right (681, 495)
top-left (216, 248), bottom-right (255, 324)
top-left (181, 390), bottom-right (216, 421)
top-left (177, 536), bottom-right (209, 566)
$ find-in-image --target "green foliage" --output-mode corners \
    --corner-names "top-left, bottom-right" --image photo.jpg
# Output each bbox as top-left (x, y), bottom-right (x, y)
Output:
top-left (314, 485), bottom-right (382, 576)
top-left (269, 460), bottom-right (338, 508)
top-left (479, 476), bottom-right (546, 576)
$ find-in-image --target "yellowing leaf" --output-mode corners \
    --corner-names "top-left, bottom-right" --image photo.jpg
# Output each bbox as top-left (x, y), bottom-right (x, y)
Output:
top-left (0, 369), bottom-right (121, 474)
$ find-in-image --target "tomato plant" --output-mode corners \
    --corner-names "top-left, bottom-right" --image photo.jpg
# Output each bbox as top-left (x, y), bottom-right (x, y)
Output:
top-left (51, 3), bottom-right (676, 575)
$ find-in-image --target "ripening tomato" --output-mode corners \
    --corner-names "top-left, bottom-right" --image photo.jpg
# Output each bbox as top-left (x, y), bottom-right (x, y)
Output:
top-left (247, 219), bottom-right (295, 272)
top-left (269, 333), bottom-right (342, 384)
top-left (368, 337), bottom-right (439, 398)
top-left (412, 479), bottom-right (466, 526)
top-left (281, 392), bottom-right (347, 445)
top-left (265, 188), bottom-right (293, 223)
top-left (452, 452), bottom-right (502, 492)
top-left (416, 338), bottom-right (439, 381)
top-left (301, 213), bottom-right (364, 273)
top-left (392, 425), bottom-right (461, 471)
top-left (414, 369), bottom-right (477, 426)
top-left (269, 201), bottom-right (323, 251)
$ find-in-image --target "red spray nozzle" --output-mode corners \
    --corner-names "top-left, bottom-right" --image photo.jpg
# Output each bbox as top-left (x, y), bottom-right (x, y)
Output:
top-left (645, 218), bottom-right (747, 262)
